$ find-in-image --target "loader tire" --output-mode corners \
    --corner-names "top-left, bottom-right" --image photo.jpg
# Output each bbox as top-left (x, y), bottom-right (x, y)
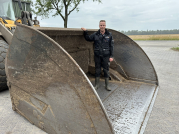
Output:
top-left (0, 37), bottom-right (9, 91)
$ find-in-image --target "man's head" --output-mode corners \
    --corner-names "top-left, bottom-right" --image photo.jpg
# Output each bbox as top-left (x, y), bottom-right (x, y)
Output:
top-left (99, 20), bottom-right (106, 33)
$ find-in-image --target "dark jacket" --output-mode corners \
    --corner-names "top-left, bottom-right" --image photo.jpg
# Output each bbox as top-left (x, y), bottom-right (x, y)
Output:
top-left (84, 29), bottom-right (114, 57)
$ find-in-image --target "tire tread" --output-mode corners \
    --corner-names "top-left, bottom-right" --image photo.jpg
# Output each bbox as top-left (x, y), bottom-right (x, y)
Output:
top-left (0, 37), bottom-right (9, 91)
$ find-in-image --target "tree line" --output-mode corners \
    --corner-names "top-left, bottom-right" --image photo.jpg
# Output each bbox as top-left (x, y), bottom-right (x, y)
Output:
top-left (119, 29), bottom-right (179, 35)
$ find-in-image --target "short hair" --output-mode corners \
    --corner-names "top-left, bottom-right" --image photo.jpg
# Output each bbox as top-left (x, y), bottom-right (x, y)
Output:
top-left (99, 20), bottom-right (106, 26)
top-left (99, 20), bottom-right (106, 23)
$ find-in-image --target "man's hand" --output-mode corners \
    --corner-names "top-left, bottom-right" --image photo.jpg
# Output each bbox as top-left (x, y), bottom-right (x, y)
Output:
top-left (109, 58), bottom-right (113, 62)
top-left (81, 27), bottom-right (86, 31)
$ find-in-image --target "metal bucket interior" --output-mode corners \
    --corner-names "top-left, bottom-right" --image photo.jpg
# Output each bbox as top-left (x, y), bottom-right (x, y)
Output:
top-left (6, 24), bottom-right (158, 134)
top-left (37, 27), bottom-right (159, 133)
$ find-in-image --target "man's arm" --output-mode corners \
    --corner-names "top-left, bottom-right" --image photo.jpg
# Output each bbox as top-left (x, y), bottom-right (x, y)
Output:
top-left (81, 27), bottom-right (95, 42)
top-left (109, 36), bottom-right (114, 62)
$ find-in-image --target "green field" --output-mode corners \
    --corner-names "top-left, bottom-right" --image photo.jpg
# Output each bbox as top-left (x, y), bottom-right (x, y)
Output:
top-left (129, 34), bottom-right (179, 40)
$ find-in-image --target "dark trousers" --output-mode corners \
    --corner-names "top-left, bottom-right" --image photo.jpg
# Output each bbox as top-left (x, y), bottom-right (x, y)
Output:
top-left (94, 55), bottom-right (110, 78)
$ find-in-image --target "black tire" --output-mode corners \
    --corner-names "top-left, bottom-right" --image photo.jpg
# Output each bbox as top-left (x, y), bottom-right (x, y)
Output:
top-left (21, 11), bottom-right (24, 18)
top-left (0, 37), bottom-right (9, 91)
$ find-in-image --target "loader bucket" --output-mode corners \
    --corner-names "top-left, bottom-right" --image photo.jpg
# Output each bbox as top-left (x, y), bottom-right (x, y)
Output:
top-left (6, 24), bottom-right (159, 134)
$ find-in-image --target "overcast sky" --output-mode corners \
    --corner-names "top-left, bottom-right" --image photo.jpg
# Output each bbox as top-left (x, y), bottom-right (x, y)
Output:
top-left (33, 0), bottom-right (179, 31)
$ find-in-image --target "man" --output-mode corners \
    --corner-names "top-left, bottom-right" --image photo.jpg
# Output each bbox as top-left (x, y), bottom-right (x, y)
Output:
top-left (81, 20), bottom-right (114, 91)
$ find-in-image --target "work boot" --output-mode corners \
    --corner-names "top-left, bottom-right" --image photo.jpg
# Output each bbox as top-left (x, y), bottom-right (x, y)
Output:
top-left (105, 78), bottom-right (111, 91)
top-left (94, 77), bottom-right (100, 90)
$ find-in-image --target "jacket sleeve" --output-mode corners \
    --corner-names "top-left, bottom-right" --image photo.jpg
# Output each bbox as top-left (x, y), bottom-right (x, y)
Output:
top-left (83, 31), bottom-right (95, 42)
top-left (110, 35), bottom-right (114, 58)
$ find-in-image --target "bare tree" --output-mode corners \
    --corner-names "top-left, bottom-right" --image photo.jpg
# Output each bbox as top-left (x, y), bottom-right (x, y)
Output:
top-left (33, 0), bottom-right (101, 28)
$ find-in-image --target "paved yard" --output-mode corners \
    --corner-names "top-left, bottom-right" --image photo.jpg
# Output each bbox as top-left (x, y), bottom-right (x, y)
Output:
top-left (136, 41), bottom-right (179, 134)
top-left (0, 40), bottom-right (178, 134)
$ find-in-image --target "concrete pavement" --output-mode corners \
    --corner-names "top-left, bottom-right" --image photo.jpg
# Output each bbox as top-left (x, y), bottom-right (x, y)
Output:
top-left (0, 40), bottom-right (179, 134)
top-left (0, 91), bottom-right (46, 134)
top-left (136, 41), bottom-right (179, 134)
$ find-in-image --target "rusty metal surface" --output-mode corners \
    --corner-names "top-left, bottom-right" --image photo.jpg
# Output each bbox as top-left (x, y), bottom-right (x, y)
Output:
top-left (36, 27), bottom-right (158, 85)
top-left (5, 25), bottom-right (159, 134)
top-left (6, 24), bottom-right (114, 134)
top-left (108, 29), bottom-right (158, 85)
top-left (90, 79), bottom-right (157, 134)
top-left (35, 27), bottom-right (95, 74)
top-left (0, 23), bottom-right (13, 45)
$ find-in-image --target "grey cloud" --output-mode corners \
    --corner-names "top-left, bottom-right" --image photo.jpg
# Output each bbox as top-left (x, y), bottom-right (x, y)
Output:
top-left (34, 0), bottom-right (179, 31)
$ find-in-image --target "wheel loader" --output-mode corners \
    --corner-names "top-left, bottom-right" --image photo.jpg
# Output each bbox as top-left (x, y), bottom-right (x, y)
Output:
top-left (0, 0), bottom-right (39, 91)
top-left (0, 0), bottom-right (159, 134)
top-left (0, 0), bottom-right (40, 33)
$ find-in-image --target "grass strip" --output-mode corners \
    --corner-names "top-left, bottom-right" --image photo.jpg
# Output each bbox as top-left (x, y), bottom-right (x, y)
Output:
top-left (171, 47), bottom-right (179, 51)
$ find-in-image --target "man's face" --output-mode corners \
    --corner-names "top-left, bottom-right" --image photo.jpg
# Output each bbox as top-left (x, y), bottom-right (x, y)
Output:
top-left (99, 22), bottom-right (106, 32)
